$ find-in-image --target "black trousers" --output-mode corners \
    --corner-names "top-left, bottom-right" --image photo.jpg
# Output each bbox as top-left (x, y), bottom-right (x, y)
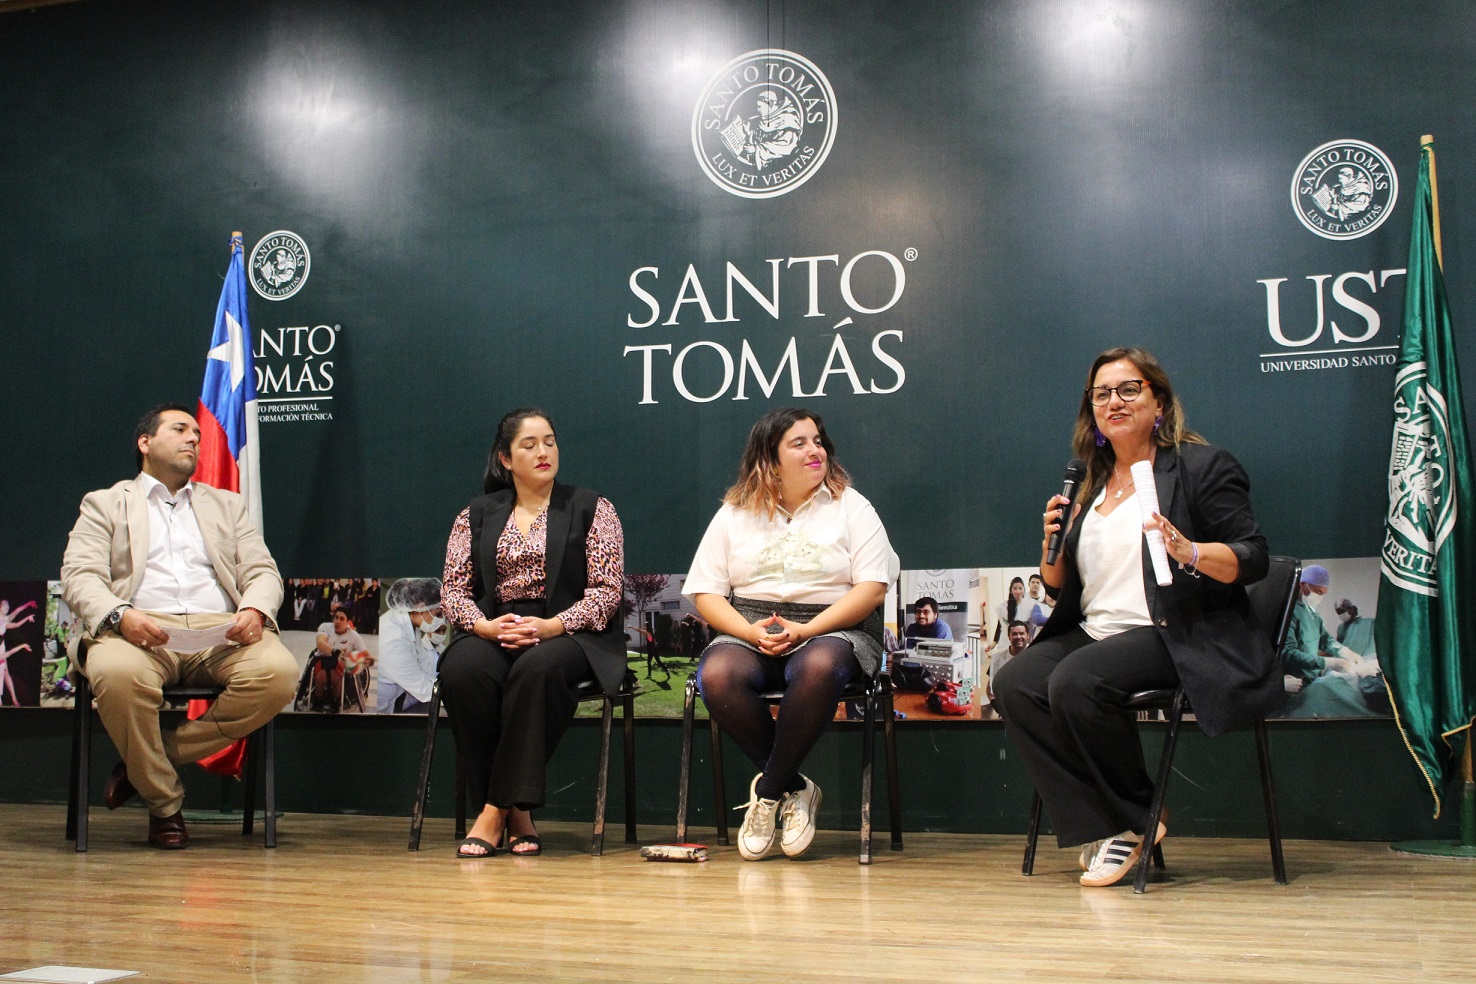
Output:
top-left (437, 626), bottom-right (594, 812)
top-left (992, 625), bottom-right (1178, 847)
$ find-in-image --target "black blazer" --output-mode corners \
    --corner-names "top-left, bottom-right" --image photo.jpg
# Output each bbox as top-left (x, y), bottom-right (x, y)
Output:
top-left (464, 482), bottom-right (627, 695)
top-left (1037, 443), bottom-right (1284, 736)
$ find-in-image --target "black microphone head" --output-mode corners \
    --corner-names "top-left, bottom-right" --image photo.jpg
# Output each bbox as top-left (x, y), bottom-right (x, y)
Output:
top-left (1064, 459), bottom-right (1087, 482)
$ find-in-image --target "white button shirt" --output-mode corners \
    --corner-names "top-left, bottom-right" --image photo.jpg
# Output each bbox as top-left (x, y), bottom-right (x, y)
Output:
top-left (684, 485), bottom-right (899, 605)
top-left (131, 472), bottom-right (235, 615)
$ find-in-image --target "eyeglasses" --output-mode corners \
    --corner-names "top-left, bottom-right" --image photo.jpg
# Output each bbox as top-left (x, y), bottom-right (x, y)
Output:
top-left (1086, 379), bottom-right (1148, 406)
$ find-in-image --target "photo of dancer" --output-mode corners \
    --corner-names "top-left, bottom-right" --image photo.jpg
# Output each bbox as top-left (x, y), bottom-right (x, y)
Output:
top-left (0, 582), bottom-right (47, 707)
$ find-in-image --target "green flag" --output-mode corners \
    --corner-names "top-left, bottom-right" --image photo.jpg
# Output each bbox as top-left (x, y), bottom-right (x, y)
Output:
top-left (1377, 136), bottom-right (1476, 817)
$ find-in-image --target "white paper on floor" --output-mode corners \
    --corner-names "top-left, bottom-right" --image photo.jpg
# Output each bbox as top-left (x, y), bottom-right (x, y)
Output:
top-left (0, 968), bottom-right (139, 984)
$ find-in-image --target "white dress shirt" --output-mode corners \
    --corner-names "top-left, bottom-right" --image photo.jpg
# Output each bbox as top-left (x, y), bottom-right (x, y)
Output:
top-left (683, 485), bottom-right (899, 605)
top-left (131, 472), bottom-right (234, 615)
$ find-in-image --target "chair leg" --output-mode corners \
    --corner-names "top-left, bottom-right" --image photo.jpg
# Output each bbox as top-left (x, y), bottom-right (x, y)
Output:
top-left (710, 717), bottom-right (729, 846)
top-left (881, 677), bottom-right (902, 851)
top-left (676, 676), bottom-right (696, 842)
top-left (1022, 791), bottom-right (1043, 875)
top-left (591, 697), bottom-right (614, 856)
top-left (74, 674), bottom-right (91, 853)
top-left (454, 746), bottom-right (467, 841)
top-left (1134, 689), bottom-right (1185, 895)
top-left (1254, 714), bottom-right (1288, 884)
top-left (241, 729), bottom-right (260, 837)
top-left (262, 717), bottom-right (277, 848)
top-left (859, 686), bottom-right (877, 865)
top-left (622, 692), bottom-right (637, 844)
top-left (66, 674), bottom-right (86, 844)
top-left (408, 682), bottom-right (441, 851)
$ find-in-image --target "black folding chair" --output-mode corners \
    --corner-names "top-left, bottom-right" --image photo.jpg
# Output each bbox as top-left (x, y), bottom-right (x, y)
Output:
top-left (66, 668), bottom-right (276, 852)
top-left (674, 669), bottom-right (902, 865)
top-left (408, 672), bottom-right (638, 855)
top-left (1022, 555), bottom-right (1301, 893)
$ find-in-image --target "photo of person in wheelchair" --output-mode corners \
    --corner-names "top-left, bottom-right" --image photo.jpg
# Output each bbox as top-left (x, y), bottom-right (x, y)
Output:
top-left (293, 605), bottom-right (374, 713)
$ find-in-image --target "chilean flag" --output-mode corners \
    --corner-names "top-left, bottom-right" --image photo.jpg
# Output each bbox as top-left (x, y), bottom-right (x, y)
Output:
top-left (195, 231), bottom-right (263, 532)
top-left (191, 232), bottom-right (262, 778)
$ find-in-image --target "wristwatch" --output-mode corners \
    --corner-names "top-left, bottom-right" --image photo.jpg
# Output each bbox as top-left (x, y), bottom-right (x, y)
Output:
top-left (98, 605), bottom-right (132, 636)
top-left (240, 607), bottom-right (279, 634)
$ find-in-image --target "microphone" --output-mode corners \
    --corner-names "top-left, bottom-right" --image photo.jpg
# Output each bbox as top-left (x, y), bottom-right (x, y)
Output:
top-left (1045, 459), bottom-right (1087, 565)
top-left (1129, 460), bottom-right (1174, 586)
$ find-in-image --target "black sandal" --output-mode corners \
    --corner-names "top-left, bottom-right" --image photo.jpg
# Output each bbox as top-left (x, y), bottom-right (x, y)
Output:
top-left (456, 836), bottom-right (498, 858)
top-left (508, 834), bottom-right (542, 856)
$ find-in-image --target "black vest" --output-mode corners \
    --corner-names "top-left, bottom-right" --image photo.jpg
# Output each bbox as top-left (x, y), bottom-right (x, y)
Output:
top-left (466, 483), bottom-right (627, 694)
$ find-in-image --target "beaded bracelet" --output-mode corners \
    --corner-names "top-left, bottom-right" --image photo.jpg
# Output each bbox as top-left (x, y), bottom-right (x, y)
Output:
top-left (1182, 541), bottom-right (1203, 578)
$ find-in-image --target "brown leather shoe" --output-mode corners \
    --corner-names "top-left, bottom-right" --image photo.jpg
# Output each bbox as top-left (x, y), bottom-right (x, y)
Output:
top-left (103, 761), bottom-right (138, 810)
top-left (148, 811), bottom-right (190, 850)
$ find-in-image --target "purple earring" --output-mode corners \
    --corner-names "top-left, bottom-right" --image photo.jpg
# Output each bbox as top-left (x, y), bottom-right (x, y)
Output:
top-left (1093, 424), bottom-right (1106, 448)
top-left (1153, 414), bottom-right (1163, 433)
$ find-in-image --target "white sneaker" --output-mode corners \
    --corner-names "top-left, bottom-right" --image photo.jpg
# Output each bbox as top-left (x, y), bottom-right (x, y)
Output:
top-left (1080, 810), bottom-right (1167, 871)
top-left (1080, 832), bottom-right (1143, 887)
top-left (779, 775), bottom-right (822, 858)
top-left (736, 775), bottom-right (782, 861)
top-left (1080, 819), bottom-right (1167, 887)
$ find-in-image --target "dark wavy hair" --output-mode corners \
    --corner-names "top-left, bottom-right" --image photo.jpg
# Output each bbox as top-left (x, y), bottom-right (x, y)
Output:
top-left (134, 402), bottom-right (196, 470)
top-left (723, 407), bottom-right (852, 519)
top-left (482, 407), bottom-right (556, 494)
top-left (1071, 347), bottom-right (1206, 494)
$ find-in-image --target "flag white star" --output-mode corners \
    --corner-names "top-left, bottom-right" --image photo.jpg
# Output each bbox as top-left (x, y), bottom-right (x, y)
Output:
top-left (207, 311), bottom-right (246, 389)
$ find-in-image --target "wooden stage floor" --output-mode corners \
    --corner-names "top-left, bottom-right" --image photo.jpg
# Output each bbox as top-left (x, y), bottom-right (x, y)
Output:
top-left (2, 804), bottom-right (1470, 983)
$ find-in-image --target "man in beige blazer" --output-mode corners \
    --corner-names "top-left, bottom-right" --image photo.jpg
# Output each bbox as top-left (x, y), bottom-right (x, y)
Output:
top-left (61, 404), bottom-right (297, 848)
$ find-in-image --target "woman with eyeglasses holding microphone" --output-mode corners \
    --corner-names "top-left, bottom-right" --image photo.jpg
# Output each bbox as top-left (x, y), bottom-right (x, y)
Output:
top-left (993, 347), bottom-right (1281, 887)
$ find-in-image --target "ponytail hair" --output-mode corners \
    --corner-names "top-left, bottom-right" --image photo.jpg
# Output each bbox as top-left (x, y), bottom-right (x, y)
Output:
top-left (482, 407), bottom-right (555, 493)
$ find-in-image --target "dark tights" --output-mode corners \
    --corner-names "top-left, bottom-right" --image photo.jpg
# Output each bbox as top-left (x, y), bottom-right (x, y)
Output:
top-left (696, 637), bottom-right (861, 801)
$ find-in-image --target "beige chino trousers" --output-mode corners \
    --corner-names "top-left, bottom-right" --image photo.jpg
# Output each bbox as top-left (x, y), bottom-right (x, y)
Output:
top-left (83, 612), bottom-right (298, 817)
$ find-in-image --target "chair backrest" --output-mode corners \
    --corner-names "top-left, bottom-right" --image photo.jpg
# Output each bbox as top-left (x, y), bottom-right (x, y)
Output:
top-left (1245, 556), bottom-right (1302, 650)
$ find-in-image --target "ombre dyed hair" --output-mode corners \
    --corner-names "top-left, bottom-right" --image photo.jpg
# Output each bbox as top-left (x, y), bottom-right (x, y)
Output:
top-left (723, 407), bottom-right (852, 519)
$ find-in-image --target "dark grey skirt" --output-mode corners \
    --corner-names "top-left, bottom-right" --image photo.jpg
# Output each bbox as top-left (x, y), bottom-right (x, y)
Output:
top-left (706, 595), bottom-right (884, 677)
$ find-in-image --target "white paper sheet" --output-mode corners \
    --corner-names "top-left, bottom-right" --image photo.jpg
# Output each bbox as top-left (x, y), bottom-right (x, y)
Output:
top-left (1129, 460), bottom-right (1174, 587)
top-left (154, 621), bottom-right (235, 652)
top-left (1, 968), bottom-right (139, 984)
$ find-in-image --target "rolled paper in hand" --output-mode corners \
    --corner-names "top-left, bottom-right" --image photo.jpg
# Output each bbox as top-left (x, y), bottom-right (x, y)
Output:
top-left (1129, 460), bottom-right (1174, 587)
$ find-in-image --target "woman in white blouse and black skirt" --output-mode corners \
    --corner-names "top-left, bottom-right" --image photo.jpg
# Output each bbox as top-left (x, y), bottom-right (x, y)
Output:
top-left (685, 407), bottom-right (899, 861)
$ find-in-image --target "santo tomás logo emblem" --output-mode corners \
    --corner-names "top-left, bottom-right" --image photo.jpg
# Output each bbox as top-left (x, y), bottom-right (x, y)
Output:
top-left (249, 230), bottom-right (311, 301)
top-left (692, 49), bottom-right (837, 199)
top-left (1382, 361), bottom-right (1455, 596)
top-left (1290, 139), bottom-right (1398, 241)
